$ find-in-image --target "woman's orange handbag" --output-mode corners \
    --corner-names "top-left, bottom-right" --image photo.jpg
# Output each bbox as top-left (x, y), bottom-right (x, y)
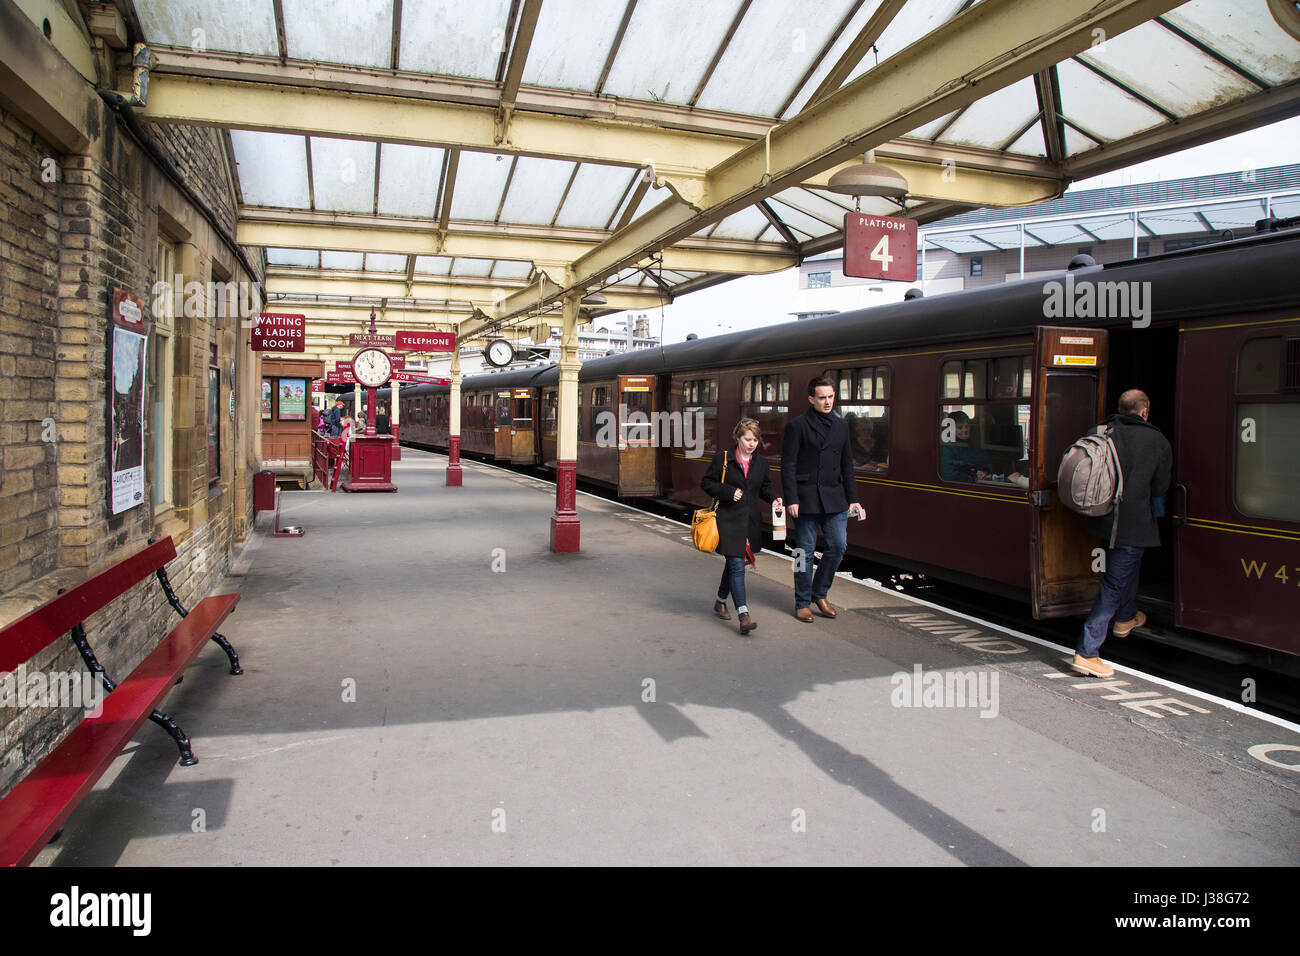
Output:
top-left (691, 453), bottom-right (726, 553)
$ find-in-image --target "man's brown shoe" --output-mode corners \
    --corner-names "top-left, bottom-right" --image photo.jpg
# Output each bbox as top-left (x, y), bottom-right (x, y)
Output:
top-left (1112, 611), bottom-right (1146, 637)
top-left (1072, 654), bottom-right (1115, 679)
top-left (795, 607), bottom-right (814, 623)
top-left (738, 612), bottom-right (757, 634)
top-left (713, 600), bottom-right (731, 621)
top-left (813, 597), bottom-right (837, 619)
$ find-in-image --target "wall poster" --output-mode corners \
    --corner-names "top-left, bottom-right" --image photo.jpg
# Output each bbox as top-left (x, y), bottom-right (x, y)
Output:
top-left (109, 291), bottom-right (148, 514)
top-left (278, 378), bottom-right (306, 421)
top-left (262, 378), bottom-right (273, 420)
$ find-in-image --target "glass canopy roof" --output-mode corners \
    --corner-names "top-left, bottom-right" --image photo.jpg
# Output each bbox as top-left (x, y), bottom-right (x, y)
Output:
top-left (131, 0), bottom-right (1300, 341)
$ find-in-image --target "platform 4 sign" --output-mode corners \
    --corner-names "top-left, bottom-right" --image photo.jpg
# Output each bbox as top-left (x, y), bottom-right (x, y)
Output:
top-left (395, 330), bottom-right (455, 352)
top-left (844, 214), bottom-right (917, 282)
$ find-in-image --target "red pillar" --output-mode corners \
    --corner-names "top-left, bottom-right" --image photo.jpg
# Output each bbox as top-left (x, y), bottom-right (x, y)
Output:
top-left (446, 435), bottom-right (463, 486)
top-left (550, 459), bottom-right (580, 552)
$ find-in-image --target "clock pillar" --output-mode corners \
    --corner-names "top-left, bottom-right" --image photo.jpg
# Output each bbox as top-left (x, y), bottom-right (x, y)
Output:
top-left (550, 292), bottom-right (581, 552)
top-left (447, 350), bottom-right (463, 487)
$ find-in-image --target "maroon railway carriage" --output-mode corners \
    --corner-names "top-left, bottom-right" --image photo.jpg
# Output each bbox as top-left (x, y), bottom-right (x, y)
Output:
top-left (400, 228), bottom-right (1300, 663)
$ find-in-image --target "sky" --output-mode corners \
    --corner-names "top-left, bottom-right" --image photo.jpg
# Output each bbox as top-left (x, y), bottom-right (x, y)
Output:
top-left (595, 116), bottom-right (1300, 346)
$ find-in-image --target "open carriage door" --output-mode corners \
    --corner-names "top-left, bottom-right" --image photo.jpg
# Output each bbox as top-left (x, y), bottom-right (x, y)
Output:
top-left (618, 375), bottom-right (659, 496)
top-left (1029, 327), bottom-right (1109, 618)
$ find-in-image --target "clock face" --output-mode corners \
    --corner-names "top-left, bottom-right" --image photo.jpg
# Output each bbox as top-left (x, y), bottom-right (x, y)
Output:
top-left (353, 348), bottom-right (392, 387)
top-left (485, 340), bottom-right (514, 367)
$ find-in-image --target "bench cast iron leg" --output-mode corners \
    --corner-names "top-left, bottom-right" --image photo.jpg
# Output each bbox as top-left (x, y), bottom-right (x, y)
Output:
top-left (149, 710), bottom-right (198, 766)
top-left (151, 555), bottom-right (244, 675)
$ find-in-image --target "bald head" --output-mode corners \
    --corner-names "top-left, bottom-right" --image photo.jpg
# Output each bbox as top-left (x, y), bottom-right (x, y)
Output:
top-left (1118, 389), bottom-right (1150, 416)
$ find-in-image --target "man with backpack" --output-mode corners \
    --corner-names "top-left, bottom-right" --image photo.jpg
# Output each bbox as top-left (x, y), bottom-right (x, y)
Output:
top-left (1073, 389), bottom-right (1172, 678)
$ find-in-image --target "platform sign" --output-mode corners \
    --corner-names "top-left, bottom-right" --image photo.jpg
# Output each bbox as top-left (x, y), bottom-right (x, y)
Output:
top-left (326, 370), bottom-right (356, 384)
top-left (349, 333), bottom-right (395, 348)
top-left (844, 213), bottom-right (917, 281)
top-left (251, 312), bottom-right (306, 351)
top-left (335, 361), bottom-right (352, 372)
top-left (390, 354), bottom-right (406, 370)
top-left (395, 330), bottom-right (455, 352)
top-left (391, 372), bottom-right (450, 385)
top-left (108, 288), bottom-right (148, 515)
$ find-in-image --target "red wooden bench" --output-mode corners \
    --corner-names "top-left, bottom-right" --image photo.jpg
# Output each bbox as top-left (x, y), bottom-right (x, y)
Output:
top-left (0, 536), bottom-right (241, 866)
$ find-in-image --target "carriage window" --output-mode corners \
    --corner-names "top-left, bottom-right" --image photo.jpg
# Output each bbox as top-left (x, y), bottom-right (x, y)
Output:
top-left (622, 389), bottom-right (652, 442)
top-left (513, 396), bottom-right (533, 426)
top-left (682, 378), bottom-right (718, 453)
top-left (941, 361), bottom-right (962, 399)
top-left (841, 405), bottom-right (889, 472)
top-left (739, 374), bottom-right (788, 460)
top-left (543, 390), bottom-right (557, 436)
top-left (1235, 403), bottom-right (1300, 523)
top-left (590, 387), bottom-right (609, 443)
top-left (965, 360), bottom-right (988, 400)
top-left (938, 403), bottom-right (1030, 485)
top-left (1238, 337), bottom-right (1281, 393)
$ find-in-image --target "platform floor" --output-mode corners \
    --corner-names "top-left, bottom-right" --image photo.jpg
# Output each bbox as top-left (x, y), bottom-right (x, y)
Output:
top-left (35, 449), bottom-right (1300, 866)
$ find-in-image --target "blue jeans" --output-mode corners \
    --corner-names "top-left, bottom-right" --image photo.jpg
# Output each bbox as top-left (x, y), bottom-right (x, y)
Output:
top-left (792, 510), bottom-right (848, 609)
top-left (717, 555), bottom-right (748, 611)
top-left (1078, 545), bottom-right (1144, 658)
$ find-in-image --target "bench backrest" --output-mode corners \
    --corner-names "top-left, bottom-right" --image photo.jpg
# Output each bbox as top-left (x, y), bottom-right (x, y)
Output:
top-left (0, 537), bottom-right (177, 674)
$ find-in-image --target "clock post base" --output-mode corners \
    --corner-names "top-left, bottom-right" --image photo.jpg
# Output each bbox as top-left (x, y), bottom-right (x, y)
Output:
top-left (549, 459), bottom-right (580, 553)
top-left (341, 436), bottom-right (397, 493)
top-left (446, 435), bottom-right (463, 486)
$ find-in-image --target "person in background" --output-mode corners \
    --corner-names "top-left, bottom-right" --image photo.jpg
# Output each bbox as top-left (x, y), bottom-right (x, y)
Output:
top-left (375, 403), bottom-right (391, 436)
top-left (700, 419), bottom-right (782, 635)
top-left (326, 398), bottom-right (344, 437)
top-left (1074, 389), bottom-right (1172, 679)
top-left (311, 405), bottom-right (323, 432)
top-left (782, 376), bottom-right (864, 623)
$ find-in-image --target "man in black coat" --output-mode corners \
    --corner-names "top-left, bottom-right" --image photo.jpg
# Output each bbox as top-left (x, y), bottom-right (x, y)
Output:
top-left (1074, 388), bottom-right (1172, 678)
top-left (781, 376), bottom-right (864, 623)
top-left (325, 399), bottom-right (344, 437)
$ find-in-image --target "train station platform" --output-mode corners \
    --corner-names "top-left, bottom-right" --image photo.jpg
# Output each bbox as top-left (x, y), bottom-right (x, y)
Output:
top-left (32, 450), bottom-right (1300, 867)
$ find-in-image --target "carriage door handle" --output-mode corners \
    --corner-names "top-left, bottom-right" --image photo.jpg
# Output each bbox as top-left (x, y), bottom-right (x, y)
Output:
top-left (1173, 483), bottom-right (1188, 529)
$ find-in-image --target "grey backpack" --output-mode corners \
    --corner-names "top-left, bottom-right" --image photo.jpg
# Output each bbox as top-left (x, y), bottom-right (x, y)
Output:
top-left (1057, 426), bottom-right (1125, 547)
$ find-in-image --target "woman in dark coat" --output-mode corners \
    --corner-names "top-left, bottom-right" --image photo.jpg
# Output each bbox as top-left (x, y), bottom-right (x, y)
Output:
top-left (700, 418), bottom-right (782, 634)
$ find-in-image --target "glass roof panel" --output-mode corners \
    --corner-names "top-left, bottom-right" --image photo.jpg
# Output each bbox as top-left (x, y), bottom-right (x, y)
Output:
top-left (555, 165), bottom-right (639, 229)
top-left (1164, 0), bottom-right (1300, 86)
top-left (772, 187), bottom-right (853, 225)
top-left (135, 0), bottom-right (278, 54)
top-left (847, 0), bottom-right (968, 85)
top-left (709, 206), bottom-right (770, 240)
top-left (1019, 222), bottom-right (1091, 245)
top-left (267, 248), bottom-right (319, 267)
top-left (322, 251), bottom-right (365, 270)
top-left (1075, 21), bottom-right (1258, 118)
top-left (282, 0), bottom-right (393, 68)
top-left (624, 185), bottom-right (673, 225)
top-left (522, 0), bottom-right (629, 92)
top-left (414, 257), bottom-right (453, 275)
top-left (780, 0), bottom-right (887, 118)
top-left (1201, 199), bottom-right (1269, 230)
top-left (491, 260), bottom-right (534, 280)
top-left (905, 110), bottom-right (961, 141)
top-left (377, 144), bottom-right (444, 218)
top-left (451, 258), bottom-right (495, 278)
top-left (364, 253), bottom-right (407, 272)
top-left (1006, 122), bottom-right (1047, 158)
top-left (696, 0), bottom-right (858, 117)
top-left (602, 0), bottom-right (745, 106)
top-left (311, 138), bottom-right (377, 213)
top-left (1079, 214), bottom-right (1143, 241)
top-left (400, 0), bottom-right (511, 77)
top-left (768, 200), bottom-right (837, 239)
top-left (450, 151), bottom-right (515, 221)
top-left (922, 234), bottom-right (994, 254)
top-left (1056, 60), bottom-right (1167, 143)
top-left (230, 131), bottom-right (311, 207)
top-left (980, 227), bottom-right (1043, 248)
top-left (498, 157), bottom-right (578, 225)
top-left (1270, 195), bottom-right (1300, 218)
top-left (936, 79), bottom-right (1040, 149)
top-left (1064, 125), bottom-right (1101, 157)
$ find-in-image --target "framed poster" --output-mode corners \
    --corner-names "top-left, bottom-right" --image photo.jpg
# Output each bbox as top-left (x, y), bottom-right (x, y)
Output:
top-left (109, 323), bottom-right (148, 514)
top-left (262, 378), bottom-right (273, 420)
top-left (278, 378), bottom-right (306, 421)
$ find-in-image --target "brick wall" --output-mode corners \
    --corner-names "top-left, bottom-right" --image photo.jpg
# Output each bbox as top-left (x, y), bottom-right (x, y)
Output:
top-left (0, 96), bottom-right (256, 797)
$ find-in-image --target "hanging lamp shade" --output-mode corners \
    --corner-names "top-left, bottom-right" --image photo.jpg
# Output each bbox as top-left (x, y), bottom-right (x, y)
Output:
top-left (827, 150), bottom-right (908, 198)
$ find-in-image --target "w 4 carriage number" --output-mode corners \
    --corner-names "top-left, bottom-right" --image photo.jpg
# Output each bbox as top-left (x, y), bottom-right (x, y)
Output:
top-left (1240, 559), bottom-right (1300, 585)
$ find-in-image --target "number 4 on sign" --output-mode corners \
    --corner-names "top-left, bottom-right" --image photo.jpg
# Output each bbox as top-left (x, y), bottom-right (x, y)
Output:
top-left (870, 235), bottom-right (892, 272)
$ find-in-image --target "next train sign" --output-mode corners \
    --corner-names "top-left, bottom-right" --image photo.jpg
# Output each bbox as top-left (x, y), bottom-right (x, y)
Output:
top-left (844, 214), bottom-right (917, 282)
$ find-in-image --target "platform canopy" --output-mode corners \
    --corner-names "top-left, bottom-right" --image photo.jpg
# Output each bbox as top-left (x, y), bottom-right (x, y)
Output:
top-left (125, 0), bottom-right (1300, 358)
